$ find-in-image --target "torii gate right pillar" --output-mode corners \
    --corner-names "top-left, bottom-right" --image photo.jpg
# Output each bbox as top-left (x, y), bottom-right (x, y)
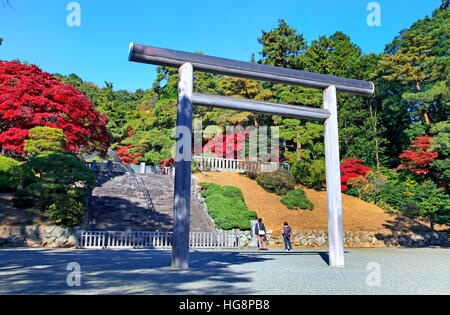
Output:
top-left (323, 85), bottom-right (345, 268)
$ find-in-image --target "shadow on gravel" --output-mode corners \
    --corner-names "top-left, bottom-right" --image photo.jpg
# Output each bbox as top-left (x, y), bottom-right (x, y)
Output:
top-left (376, 217), bottom-right (449, 248)
top-left (0, 249), bottom-right (272, 295)
top-left (244, 250), bottom-right (350, 265)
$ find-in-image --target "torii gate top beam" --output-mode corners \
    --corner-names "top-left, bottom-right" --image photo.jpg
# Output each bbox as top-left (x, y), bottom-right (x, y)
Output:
top-left (128, 43), bottom-right (375, 97)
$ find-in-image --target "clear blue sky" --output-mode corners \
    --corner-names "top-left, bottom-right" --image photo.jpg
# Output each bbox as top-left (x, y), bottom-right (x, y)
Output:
top-left (0, 0), bottom-right (443, 92)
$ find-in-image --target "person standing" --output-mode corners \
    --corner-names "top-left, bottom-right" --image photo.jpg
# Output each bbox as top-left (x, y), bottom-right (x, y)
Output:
top-left (283, 222), bottom-right (293, 251)
top-left (256, 218), bottom-right (267, 250)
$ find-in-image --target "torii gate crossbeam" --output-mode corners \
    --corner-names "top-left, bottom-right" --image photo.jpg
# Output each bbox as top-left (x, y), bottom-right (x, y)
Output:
top-left (128, 43), bottom-right (375, 269)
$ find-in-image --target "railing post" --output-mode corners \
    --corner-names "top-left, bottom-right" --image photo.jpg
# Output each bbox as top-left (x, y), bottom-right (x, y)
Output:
top-left (250, 220), bottom-right (259, 247)
top-left (171, 63), bottom-right (193, 269)
top-left (323, 85), bottom-right (345, 268)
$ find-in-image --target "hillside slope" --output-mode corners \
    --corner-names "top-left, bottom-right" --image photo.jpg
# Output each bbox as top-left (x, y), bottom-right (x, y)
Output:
top-left (194, 172), bottom-right (441, 235)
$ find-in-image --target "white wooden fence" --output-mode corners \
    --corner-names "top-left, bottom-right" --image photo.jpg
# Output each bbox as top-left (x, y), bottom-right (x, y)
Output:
top-left (192, 156), bottom-right (290, 172)
top-left (76, 231), bottom-right (241, 249)
top-left (193, 156), bottom-right (247, 172)
top-left (189, 232), bottom-right (240, 248)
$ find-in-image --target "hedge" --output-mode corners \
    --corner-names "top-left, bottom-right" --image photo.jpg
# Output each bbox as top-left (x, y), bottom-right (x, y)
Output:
top-left (281, 188), bottom-right (314, 210)
top-left (0, 155), bottom-right (22, 192)
top-left (256, 168), bottom-right (296, 196)
top-left (200, 182), bottom-right (257, 230)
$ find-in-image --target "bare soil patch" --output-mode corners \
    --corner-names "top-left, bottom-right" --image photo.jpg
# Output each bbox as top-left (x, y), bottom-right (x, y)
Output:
top-left (194, 172), bottom-right (448, 235)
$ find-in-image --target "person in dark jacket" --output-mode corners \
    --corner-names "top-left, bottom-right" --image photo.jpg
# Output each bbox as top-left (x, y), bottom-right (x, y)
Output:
top-left (256, 218), bottom-right (267, 250)
top-left (282, 222), bottom-right (293, 251)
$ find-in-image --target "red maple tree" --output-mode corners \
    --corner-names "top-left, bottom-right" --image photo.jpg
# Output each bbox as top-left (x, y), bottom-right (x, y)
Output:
top-left (114, 129), bottom-right (143, 165)
top-left (203, 132), bottom-right (247, 159)
top-left (115, 145), bottom-right (142, 165)
top-left (340, 158), bottom-right (371, 192)
top-left (0, 60), bottom-right (110, 157)
top-left (399, 135), bottom-right (438, 176)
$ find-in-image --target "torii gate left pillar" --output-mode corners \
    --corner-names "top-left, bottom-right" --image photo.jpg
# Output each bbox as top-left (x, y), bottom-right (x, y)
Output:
top-left (171, 63), bottom-right (193, 269)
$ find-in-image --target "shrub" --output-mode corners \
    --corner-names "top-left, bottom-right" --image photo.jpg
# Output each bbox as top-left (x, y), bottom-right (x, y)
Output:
top-left (244, 168), bottom-right (259, 180)
top-left (376, 199), bottom-right (397, 214)
top-left (221, 185), bottom-right (244, 201)
top-left (11, 153), bottom-right (94, 226)
top-left (377, 180), bottom-right (413, 210)
top-left (399, 201), bottom-right (421, 219)
top-left (375, 178), bottom-right (450, 229)
top-left (0, 155), bottom-right (21, 192)
top-left (200, 182), bottom-right (222, 198)
top-left (239, 159), bottom-right (260, 180)
top-left (87, 155), bottom-right (114, 163)
top-left (344, 186), bottom-right (360, 198)
top-left (410, 181), bottom-right (450, 229)
top-left (256, 168), bottom-right (296, 196)
top-left (24, 126), bottom-right (66, 157)
top-left (200, 182), bottom-right (257, 230)
top-left (347, 170), bottom-right (388, 203)
top-left (48, 192), bottom-right (87, 227)
top-left (0, 155), bottom-right (21, 173)
top-left (281, 188), bottom-right (314, 210)
top-left (290, 159), bottom-right (326, 190)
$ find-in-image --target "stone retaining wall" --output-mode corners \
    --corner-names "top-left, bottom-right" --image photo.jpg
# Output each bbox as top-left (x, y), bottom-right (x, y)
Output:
top-left (0, 226), bottom-right (77, 248)
top-left (0, 225), bottom-right (447, 249)
top-left (257, 230), bottom-right (449, 248)
top-left (192, 177), bottom-right (218, 231)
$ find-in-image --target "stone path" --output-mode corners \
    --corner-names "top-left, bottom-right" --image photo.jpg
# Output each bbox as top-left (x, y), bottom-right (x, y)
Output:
top-left (87, 170), bottom-right (215, 233)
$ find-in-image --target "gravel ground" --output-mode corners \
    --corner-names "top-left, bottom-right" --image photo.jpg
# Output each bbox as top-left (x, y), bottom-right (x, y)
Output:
top-left (0, 247), bottom-right (448, 295)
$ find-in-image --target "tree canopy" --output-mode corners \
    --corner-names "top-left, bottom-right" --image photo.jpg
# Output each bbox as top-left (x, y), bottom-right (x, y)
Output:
top-left (0, 61), bottom-right (110, 159)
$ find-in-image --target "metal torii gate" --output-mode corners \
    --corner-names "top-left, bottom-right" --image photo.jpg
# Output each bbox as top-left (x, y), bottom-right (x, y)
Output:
top-left (128, 43), bottom-right (375, 269)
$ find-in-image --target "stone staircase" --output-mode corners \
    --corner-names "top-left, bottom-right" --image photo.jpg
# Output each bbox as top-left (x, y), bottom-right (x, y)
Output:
top-left (86, 170), bottom-right (215, 233)
top-left (137, 174), bottom-right (215, 232)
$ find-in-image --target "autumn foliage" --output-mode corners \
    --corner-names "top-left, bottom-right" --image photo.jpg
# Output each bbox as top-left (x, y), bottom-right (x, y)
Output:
top-left (0, 60), bottom-right (110, 158)
top-left (340, 158), bottom-right (371, 192)
top-left (399, 135), bottom-right (439, 176)
top-left (115, 145), bottom-right (142, 165)
top-left (203, 132), bottom-right (248, 159)
top-left (114, 129), bottom-right (143, 165)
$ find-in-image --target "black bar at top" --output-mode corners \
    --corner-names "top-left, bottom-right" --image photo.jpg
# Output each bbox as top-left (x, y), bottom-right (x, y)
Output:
top-left (128, 43), bottom-right (375, 97)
